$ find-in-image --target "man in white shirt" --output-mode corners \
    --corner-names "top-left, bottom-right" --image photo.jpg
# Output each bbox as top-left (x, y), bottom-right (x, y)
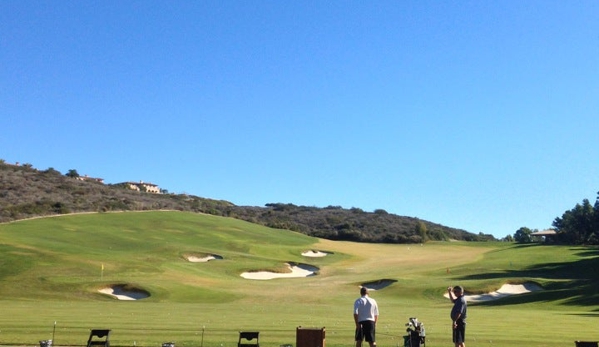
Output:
top-left (353, 287), bottom-right (379, 347)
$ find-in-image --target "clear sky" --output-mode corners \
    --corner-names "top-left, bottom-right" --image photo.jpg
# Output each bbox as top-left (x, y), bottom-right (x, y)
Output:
top-left (2, 1), bottom-right (598, 238)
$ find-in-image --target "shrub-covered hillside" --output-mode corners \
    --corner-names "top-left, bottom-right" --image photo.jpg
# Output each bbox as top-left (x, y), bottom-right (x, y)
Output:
top-left (0, 161), bottom-right (490, 243)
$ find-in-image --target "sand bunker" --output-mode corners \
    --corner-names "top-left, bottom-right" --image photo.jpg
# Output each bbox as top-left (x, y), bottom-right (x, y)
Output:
top-left (362, 279), bottom-right (397, 291)
top-left (444, 283), bottom-right (542, 302)
top-left (99, 284), bottom-right (150, 300)
top-left (186, 254), bottom-right (223, 262)
top-left (301, 250), bottom-right (332, 257)
top-left (241, 263), bottom-right (319, 280)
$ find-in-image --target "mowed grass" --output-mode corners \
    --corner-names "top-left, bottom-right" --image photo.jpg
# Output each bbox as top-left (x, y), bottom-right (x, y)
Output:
top-left (0, 211), bottom-right (598, 347)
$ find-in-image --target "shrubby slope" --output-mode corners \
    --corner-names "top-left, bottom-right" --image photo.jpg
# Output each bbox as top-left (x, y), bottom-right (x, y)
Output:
top-left (0, 161), bottom-right (488, 243)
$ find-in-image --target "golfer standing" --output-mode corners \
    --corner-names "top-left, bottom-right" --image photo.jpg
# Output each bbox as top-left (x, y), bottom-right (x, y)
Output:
top-left (354, 287), bottom-right (379, 347)
top-left (448, 286), bottom-right (467, 347)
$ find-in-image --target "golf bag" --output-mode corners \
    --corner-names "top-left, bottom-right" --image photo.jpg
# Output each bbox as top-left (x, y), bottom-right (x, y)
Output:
top-left (403, 317), bottom-right (425, 347)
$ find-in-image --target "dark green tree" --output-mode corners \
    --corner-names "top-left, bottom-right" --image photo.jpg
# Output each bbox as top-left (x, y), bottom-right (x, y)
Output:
top-left (43, 167), bottom-right (61, 175)
top-left (65, 169), bottom-right (80, 178)
top-left (552, 192), bottom-right (599, 245)
top-left (514, 227), bottom-right (533, 243)
top-left (593, 192), bottom-right (599, 244)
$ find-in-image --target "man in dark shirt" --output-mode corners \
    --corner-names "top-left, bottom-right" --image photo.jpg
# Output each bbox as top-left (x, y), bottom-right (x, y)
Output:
top-left (448, 286), bottom-right (467, 347)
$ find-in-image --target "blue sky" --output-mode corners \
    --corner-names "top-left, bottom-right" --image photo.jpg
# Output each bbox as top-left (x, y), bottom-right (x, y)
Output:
top-left (2, 1), bottom-right (598, 238)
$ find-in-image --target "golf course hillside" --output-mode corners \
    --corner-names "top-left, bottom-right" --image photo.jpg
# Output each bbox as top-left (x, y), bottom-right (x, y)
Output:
top-left (0, 161), bottom-right (486, 243)
top-left (0, 211), bottom-right (597, 347)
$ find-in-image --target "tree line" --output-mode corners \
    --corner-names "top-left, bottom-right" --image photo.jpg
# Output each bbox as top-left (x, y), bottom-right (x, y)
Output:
top-left (513, 191), bottom-right (599, 245)
top-left (552, 192), bottom-right (599, 244)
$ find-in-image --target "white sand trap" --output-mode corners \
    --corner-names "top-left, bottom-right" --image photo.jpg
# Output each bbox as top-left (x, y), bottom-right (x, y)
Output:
top-left (99, 285), bottom-right (150, 300)
top-left (301, 250), bottom-right (331, 257)
top-left (186, 254), bottom-right (223, 262)
top-left (241, 263), bottom-right (319, 280)
top-left (444, 283), bottom-right (542, 302)
top-left (188, 255), bottom-right (215, 262)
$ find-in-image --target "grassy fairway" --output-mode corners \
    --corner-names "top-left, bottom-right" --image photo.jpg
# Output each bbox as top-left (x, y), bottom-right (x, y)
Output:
top-left (0, 212), bottom-right (597, 347)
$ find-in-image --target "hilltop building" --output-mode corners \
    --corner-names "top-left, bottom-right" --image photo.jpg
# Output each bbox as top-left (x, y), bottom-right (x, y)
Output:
top-left (76, 175), bottom-right (105, 184)
top-left (530, 229), bottom-right (557, 243)
top-left (121, 180), bottom-right (161, 194)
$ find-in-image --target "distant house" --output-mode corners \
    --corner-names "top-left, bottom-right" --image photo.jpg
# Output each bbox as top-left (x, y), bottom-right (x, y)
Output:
top-left (77, 175), bottom-right (105, 184)
top-left (531, 229), bottom-right (557, 243)
top-left (121, 180), bottom-right (161, 194)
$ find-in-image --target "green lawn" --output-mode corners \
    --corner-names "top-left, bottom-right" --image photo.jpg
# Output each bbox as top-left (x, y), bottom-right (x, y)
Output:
top-left (0, 211), bottom-right (597, 347)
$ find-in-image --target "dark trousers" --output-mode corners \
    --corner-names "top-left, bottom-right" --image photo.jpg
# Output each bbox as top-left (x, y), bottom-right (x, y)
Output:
top-left (355, 320), bottom-right (376, 343)
top-left (452, 320), bottom-right (465, 344)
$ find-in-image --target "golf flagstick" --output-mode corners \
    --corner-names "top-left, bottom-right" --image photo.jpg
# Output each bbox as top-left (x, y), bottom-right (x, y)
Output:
top-left (52, 321), bottom-right (56, 345)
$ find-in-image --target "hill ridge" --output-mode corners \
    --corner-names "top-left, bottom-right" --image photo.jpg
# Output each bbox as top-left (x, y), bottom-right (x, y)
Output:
top-left (0, 161), bottom-right (491, 243)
